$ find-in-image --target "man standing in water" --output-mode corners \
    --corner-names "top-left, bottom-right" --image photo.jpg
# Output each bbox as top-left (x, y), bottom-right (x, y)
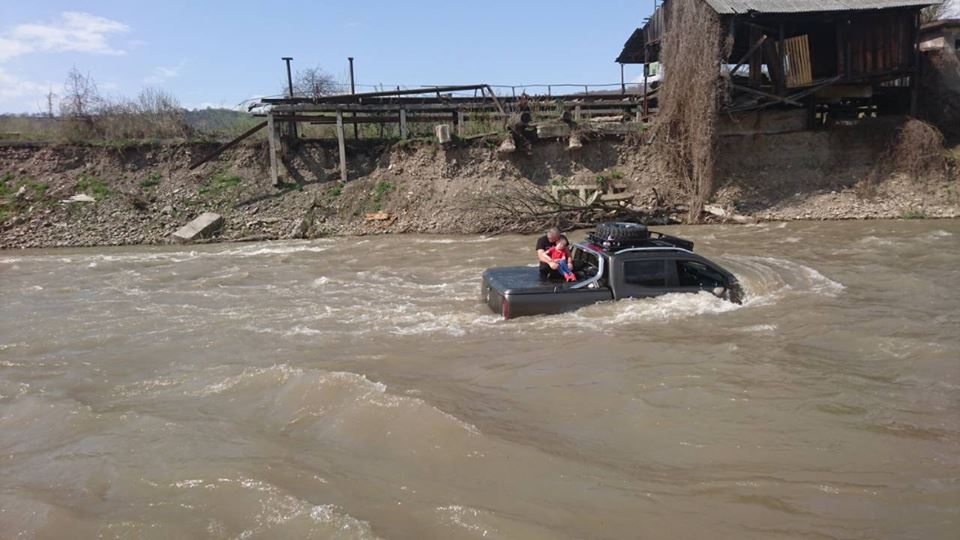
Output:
top-left (536, 227), bottom-right (569, 279)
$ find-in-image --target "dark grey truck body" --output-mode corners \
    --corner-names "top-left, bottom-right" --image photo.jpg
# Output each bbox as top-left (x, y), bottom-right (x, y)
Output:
top-left (481, 243), bottom-right (742, 319)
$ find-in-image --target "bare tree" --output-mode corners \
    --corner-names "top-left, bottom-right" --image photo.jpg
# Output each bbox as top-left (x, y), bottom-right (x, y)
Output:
top-left (921, 0), bottom-right (956, 23)
top-left (45, 88), bottom-right (57, 118)
top-left (59, 67), bottom-right (102, 118)
top-left (292, 67), bottom-right (339, 98)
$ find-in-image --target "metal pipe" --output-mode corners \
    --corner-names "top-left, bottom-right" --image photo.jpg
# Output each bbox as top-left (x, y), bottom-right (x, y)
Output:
top-left (348, 57), bottom-right (356, 94)
top-left (281, 57), bottom-right (297, 140)
top-left (282, 57), bottom-right (294, 98)
top-left (348, 57), bottom-right (358, 138)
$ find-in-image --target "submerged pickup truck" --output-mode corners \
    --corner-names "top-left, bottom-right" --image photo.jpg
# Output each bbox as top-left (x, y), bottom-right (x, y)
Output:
top-left (481, 222), bottom-right (743, 319)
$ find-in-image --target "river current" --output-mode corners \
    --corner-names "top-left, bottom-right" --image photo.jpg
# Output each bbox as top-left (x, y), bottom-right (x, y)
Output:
top-left (1, 220), bottom-right (958, 539)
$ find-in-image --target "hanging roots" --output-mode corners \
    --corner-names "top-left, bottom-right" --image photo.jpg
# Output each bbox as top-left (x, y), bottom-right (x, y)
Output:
top-left (653, 0), bottom-right (726, 222)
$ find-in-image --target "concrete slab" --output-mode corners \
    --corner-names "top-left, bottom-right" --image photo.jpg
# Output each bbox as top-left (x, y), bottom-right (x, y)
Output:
top-left (171, 212), bottom-right (224, 243)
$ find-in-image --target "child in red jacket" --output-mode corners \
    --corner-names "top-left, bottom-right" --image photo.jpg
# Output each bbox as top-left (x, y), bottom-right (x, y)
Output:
top-left (545, 237), bottom-right (576, 281)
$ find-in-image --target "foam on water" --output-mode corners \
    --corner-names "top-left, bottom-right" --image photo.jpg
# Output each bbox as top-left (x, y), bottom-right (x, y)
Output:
top-left (168, 476), bottom-right (378, 539)
top-left (412, 236), bottom-right (496, 244)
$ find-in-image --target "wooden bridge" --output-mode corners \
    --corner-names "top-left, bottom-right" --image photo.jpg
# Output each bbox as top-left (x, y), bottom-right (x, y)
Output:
top-left (189, 84), bottom-right (655, 186)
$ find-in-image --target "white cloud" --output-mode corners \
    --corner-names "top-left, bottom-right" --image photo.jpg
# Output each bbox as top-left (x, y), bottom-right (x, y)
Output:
top-left (0, 67), bottom-right (50, 100)
top-left (0, 12), bottom-right (130, 112)
top-left (144, 65), bottom-right (181, 85)
top-left (0, 11), bottom-right (129, 62)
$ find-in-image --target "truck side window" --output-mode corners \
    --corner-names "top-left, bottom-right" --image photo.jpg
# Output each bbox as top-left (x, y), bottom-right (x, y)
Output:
top-left (677, 260), bottom-right (724, 288)
top-left (623, 260), bottom-right (667, 287)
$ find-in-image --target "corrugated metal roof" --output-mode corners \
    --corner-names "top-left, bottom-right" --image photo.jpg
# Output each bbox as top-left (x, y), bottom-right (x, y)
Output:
top-left (703, 0), bottom-right (940, 14)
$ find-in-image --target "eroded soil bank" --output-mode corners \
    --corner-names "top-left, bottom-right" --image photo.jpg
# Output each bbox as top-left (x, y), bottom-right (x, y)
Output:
top-left (1, 117), bottom-right (958, 248)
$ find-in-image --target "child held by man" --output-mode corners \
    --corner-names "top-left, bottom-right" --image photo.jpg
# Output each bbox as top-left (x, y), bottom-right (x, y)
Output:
top-left (545, 237), bottom-right (576, 282)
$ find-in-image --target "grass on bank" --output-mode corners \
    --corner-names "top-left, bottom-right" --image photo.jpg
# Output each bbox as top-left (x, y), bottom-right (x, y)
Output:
top-left (75, 175), bottom-right (111, 200)
top-left (140, 172), bottom-right (162, 189)
top-left (198, 171), bottom-right (242, 197)
top-left (0, 172), bottom-right (55, 222)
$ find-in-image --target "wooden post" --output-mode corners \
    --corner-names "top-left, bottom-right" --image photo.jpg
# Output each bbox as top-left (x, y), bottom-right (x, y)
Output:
top-left (399, 109), bottom-right (408, 139)
top-left (457, 110), bottom-right (465, 137)
top-left (336, 110), bottom-right (348, 183)
top-left (574, 105), bottom-right (581, 121)
top-left (777, 23), bottom-right (786, 96)
top-left (642, 44), bottom-right (650, 116)
top-left (910, 10), bottom-right (921, 116)
top-left (620, 63), bottom-right (626, 94)
top-left (267, 113), bottom-right (280, 186)
top-left (749, 25), bottom-right (762, 86)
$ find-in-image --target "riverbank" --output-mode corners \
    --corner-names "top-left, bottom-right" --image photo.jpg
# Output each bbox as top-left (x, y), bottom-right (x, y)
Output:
top-left (1, 118), bottom-right (958, 249)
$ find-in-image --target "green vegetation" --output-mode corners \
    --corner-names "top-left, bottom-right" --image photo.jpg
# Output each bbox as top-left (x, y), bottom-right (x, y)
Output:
top-left (327, 183), bottom-right (343, 198)
top-left (76, 175), bottom-right (111, 200)
top-left (0, 172), bottom-right (16, 198)
top-left (198, 171), bottom-right (242, 196)
top-left (371, 180), bottom-right (394, 210)
top-left (140, 172), bottom-right (162, 189)
top-left (548, 177), bottom-right (566, 187)
top-left (900, 209), bottom-right (926, 219)
top-left (0, 172), bottom-right (53, 222)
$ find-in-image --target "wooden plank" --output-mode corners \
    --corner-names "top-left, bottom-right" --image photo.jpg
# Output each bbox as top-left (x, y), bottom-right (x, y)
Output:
top-left (783, 35), bottom-right (812, 88)
top-left (336, 111), bottom-right (347, 183)
top-left (276, 114), bottom-right (457, 124)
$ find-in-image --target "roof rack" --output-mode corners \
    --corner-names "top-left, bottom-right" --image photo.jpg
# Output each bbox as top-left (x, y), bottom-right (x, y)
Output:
top-left (585, 231), bottom-right (695, 252)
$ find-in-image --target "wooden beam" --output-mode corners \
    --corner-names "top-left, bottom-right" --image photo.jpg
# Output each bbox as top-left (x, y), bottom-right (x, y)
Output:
top-left (188, 120), bottom-right (266, 170)
top-left (267, 114), bottom-right (280, 187)
top-left (260, 84), bottom-right (491, 104)
top-left (274, 114), bottom-right (460, 124)
top-left (336, 111), bottom-right (347, 183)
top-left (731, 84), bottom-right (803, 106)
top-left (732, 34), bottom-right (767, 84)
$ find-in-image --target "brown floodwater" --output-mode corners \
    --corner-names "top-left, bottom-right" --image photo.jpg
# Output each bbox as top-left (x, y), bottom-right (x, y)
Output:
top-left (1, 220), bottom-right (958, 539)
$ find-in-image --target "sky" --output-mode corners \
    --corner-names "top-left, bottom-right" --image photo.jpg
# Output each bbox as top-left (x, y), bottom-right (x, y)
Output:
top-left (0, 0), bottom-right (656, 114)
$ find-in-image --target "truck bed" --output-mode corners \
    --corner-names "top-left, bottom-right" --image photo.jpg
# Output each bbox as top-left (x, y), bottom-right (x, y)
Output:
top-left (481, 266), bottom-right (612, 318)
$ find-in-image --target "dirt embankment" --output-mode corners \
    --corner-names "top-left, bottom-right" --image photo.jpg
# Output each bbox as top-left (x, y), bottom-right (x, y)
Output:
top-left (1, 118), bottom-right (958, 249)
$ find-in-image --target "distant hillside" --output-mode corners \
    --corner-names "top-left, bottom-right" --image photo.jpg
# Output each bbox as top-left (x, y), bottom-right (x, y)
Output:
top-left (0, 108), bottom-right (259, 142)
top-left (182, 108), bottom-right (259, 136)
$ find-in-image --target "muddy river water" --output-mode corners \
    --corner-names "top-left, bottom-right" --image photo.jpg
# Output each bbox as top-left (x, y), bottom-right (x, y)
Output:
top-left (1, 220), bottom-right (958, 539)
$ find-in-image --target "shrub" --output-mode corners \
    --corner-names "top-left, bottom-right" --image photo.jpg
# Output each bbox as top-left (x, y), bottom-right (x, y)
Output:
top-left (75, 175), bottom-right (111, 200)
top-left (371, 180), bottom-right (394, 210)
top-left (140, 173), bottom-right (162, 189)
